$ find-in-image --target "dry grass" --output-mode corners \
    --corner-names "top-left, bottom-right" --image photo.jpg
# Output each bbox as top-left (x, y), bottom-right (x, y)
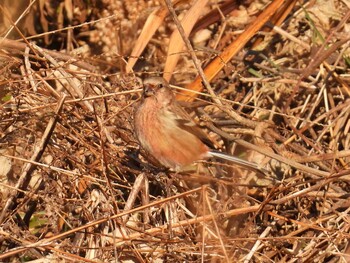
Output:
top-left (1, 0), bottom-right (350, 262)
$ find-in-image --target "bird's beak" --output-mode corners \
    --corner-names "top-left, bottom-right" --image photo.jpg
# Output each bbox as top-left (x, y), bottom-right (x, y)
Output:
top-left (143, 84), bottom-right (155, 97)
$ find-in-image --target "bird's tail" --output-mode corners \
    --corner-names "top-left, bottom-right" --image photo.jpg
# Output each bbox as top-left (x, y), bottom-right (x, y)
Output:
top-left (209, 151), bottom-right (267, 174)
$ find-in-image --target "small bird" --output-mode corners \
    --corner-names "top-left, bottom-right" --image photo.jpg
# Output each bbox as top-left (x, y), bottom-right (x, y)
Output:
top-left (134, 77), bottom-right (263, 172)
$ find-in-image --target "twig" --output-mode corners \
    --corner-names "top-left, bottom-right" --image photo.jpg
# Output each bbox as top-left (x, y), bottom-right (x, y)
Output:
top-left (0, 37), bottom-right (96, 72)
top-left (0, 95), bottom-right (67, 223)
top-left (164, 0), bottom-right (218, 103)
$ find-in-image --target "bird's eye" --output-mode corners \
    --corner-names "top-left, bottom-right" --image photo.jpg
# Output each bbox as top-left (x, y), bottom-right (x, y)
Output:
top-left (156, 83), bottom-right (163, 89)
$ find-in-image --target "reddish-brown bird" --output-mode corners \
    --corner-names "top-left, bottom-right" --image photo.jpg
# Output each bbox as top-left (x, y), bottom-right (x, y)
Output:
top-left (134, 77), bottom-right (262, 172)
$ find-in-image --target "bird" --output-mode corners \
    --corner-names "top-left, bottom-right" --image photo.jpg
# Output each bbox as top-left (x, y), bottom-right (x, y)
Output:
top-left (134, 76), bottom-right (264, 173)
